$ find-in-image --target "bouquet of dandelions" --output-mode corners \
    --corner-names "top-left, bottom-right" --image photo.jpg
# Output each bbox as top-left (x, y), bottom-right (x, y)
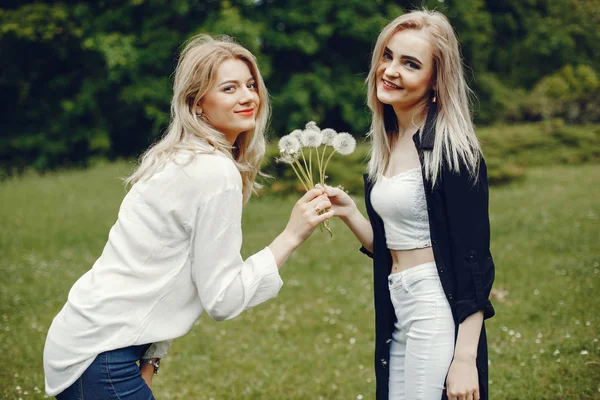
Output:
top-left (276, 121), bottom-right (357, 236)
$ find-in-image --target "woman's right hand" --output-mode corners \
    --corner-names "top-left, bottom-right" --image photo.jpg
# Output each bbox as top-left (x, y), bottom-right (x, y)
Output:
top-left (282, 187), bottom-right (335, 247)
top-left (321, 185), bottom-right (358, 220)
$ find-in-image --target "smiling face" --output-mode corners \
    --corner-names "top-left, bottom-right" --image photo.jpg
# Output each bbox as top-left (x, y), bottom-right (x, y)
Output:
top-left (376, 29), bottom-right (436, 112)
top-left (198, 58), bottom-right (260, 144)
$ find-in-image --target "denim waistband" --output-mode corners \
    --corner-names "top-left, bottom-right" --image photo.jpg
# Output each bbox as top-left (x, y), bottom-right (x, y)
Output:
top-left (388, 261), bottom-right (437, 283)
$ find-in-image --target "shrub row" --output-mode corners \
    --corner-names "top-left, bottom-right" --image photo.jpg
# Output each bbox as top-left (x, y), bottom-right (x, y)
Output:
top-left (258, 120), bottom-right (600, 196)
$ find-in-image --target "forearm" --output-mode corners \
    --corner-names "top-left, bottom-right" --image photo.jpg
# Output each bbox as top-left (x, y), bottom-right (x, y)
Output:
top-left (341, 207), bottom-right (374, 252)
top-left (268, 230), bottom-right (302, 269)
top-left (454, 311), bottom-right (483, 360)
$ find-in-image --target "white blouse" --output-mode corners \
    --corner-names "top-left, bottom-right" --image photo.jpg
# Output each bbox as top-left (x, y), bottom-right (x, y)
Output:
top-left (370, 168), bottom-right (432, 250)
top-left (43, 140), bottom-right (283, 396)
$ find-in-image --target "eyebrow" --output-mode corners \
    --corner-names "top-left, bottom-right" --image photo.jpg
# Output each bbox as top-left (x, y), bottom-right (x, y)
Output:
top-left (384, 47), bottom-right (423, 65)
top-left (218, 78), bottom-right (256, 87)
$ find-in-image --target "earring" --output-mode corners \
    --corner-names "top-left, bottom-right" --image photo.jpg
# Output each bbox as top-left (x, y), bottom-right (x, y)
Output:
top-left (432, 91), bottom-right (437, 103)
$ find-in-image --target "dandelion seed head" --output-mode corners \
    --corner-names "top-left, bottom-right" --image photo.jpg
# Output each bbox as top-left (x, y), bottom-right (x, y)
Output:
top-left (276, 154), bottom-right (296, 165)
top-left (301, 129), bottom-right (323, 148)
top-left (278, 135), bottom-right (301, 154)
top-left (305, 121), bottom-right (320, 131)
top-left (581, 350), bottom-right (589, 355)
top-left (321, 128), bottom-right (337, 146)
top-left (289, 129), bottom-right (303, 139)
top-left (332, 132), bottom-right (356, 155)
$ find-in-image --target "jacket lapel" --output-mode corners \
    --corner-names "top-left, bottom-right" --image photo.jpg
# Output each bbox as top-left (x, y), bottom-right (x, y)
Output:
top-left (414, 102), bottom-right (437, 150)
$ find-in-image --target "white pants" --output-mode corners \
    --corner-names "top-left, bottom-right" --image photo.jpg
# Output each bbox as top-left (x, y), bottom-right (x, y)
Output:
top-left (387, 262), bottom-right (455, 400)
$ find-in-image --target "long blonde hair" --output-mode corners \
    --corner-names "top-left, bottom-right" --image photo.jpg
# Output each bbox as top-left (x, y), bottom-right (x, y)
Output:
top-left (366, 10), bottom-right (480, 186)
top-left (125, 34), bottom-right (270, 203)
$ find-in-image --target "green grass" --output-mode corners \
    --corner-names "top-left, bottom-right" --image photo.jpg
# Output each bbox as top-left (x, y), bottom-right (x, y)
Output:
top-left (0, 161), bottom-right (598, 399)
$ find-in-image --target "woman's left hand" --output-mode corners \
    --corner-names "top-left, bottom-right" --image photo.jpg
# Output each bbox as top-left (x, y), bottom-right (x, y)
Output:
top-left (446, 355), bottom-right (479, 400)
top-left (140, 363), bottom-right (154, 390)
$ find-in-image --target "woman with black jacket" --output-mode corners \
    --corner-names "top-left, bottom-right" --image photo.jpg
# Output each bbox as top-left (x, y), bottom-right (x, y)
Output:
top-left (325, 10), bottom-right (495, 400)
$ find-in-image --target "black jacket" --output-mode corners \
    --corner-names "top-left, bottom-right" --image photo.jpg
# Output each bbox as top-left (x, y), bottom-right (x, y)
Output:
top-left (361, 106), bottom-right (496, 400)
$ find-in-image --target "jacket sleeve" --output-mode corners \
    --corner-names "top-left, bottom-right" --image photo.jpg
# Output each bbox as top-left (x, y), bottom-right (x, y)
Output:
top-left (359, 246), bottom-right (374, 258)
top-left (442, 156), bottom-right (495, 324)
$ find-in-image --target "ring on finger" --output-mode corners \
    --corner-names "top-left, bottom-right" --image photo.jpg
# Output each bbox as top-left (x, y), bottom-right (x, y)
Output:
top-left (314, 205), bottom-right (321, 212)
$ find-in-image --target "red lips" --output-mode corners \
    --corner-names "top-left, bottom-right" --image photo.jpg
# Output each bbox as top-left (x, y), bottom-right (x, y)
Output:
top-left (235, 108), bottom-right (254, 116)
top-left (381, 79), bottom-right (402, 90)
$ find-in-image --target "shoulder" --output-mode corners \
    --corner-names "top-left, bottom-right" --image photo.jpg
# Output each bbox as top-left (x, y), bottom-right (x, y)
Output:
top-left (441, 151), bottom-right (486, 184)
top-left (176, 150), bottom-right (241, 191)
top-left (141, 149), bottom-right (240, 207)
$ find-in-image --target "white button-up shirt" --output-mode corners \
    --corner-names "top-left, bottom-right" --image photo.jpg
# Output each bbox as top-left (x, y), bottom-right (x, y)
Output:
top-left (43, 141), bottom-right (283, 396)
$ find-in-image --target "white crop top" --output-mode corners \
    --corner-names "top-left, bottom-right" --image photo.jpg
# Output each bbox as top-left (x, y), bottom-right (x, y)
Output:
top-left (370, 167), bottom-right (432, 250)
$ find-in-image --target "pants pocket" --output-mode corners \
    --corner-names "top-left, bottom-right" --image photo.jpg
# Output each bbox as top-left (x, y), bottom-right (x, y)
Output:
top-left (406, 274), bottom-right (443, 299)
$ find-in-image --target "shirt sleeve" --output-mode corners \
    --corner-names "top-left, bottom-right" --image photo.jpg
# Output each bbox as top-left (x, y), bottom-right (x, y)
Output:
top-left (189, 187), bottom-right (283, 321)
top-left (442, 157), bottom-right (495, 324)
top-left (143, 339), bottom-right (173, 359)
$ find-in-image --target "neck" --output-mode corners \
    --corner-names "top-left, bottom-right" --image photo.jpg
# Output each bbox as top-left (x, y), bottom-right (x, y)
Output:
top-left (392, 102), bottom-right (428, 136)
top-left (224, 131), bottom-right (241, 146)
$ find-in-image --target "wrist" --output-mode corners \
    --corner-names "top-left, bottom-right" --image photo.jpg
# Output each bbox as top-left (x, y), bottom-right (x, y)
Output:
top-left (340, 203), bottom-right (360, 224)
top-left (453, 349), bottom-right (477, 362)
top-left (278, 229), bottom-right (303, 251)
top-left (141, 358), bottom-right (161, 375)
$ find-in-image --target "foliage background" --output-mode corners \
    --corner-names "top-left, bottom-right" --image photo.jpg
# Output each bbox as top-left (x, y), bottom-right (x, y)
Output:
top-left (1, 1), bottom-right (599, 399)
top-left (1, 0), bottom-right (599, 174)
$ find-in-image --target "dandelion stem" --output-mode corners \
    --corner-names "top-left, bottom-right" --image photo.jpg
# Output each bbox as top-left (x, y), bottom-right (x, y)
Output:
top-left (315, 146), bottom-right (323, 185)
top-left (290, 162), bottom-right (309, 192)
top-left (299, 149), bottom-right (313, 187)
top-left (323, 149), bottom-right (337, 175)
top-left (309, 149), bottom-right (313, 184)
top-left (294, 158), bottom-right (312, 188)
top-left (320, 145), bottom-right (328, 186)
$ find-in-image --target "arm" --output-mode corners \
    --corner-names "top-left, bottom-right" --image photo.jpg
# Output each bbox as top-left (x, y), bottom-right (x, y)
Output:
top-left (323, 186), bottom-right (374, 253)
top-left (446, 311), bottom-right (484, 400)
top-left (191, 187), bottom-right (332, 321)
top-left (443, 157), bottom-right (495, 323)
top-left (443, 157), bottom-right (495, 400)
top-left (139, 340), bottom-right (173, 389)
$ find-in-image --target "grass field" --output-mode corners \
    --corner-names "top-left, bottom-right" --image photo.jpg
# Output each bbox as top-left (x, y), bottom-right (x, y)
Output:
top-left (0, 162), bottom-right (598, 399)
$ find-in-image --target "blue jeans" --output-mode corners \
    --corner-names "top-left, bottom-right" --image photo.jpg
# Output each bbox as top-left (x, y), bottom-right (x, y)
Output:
top-left (56, 344), bottom-right (155, 400)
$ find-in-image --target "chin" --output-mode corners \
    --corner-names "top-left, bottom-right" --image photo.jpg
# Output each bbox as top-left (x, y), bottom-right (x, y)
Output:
top-left (376, 90), bottom-right (395, 105)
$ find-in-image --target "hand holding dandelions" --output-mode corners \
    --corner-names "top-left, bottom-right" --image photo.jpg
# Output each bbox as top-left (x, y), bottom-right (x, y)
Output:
top-left (321, 185), bottom-right (358, 220)
top-left (277, 122), bottom-right (357, 236)
top-left (281, 187), bottom-right (335, 247)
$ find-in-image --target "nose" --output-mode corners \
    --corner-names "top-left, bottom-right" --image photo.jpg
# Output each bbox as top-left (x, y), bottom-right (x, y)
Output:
top-left (239, 85), bottom-right (256, 105)
top-left (383, 58), bottom-right (402, 79)
top-left (384, 64), bottom-right (401, 79)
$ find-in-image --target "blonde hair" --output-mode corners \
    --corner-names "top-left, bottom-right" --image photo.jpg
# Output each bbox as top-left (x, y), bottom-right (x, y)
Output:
top-left (125, 34), bottom-right (270, 204)
top-left (366, 10), bottom-right (481, 186)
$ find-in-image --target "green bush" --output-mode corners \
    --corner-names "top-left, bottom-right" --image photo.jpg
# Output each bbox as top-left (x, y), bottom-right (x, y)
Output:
top-left (259, 121), bottom-right (600, 195)
top-left (259, 141), bottom-right (370, 197)
top-left (473, 73), bottom-right (527, 124)
top-left (525, 65), bottom-right (600, 123)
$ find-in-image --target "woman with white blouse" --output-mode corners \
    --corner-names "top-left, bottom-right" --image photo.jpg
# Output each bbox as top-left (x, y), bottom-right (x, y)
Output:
top-left (43, 34), bottom-right (334, 399)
